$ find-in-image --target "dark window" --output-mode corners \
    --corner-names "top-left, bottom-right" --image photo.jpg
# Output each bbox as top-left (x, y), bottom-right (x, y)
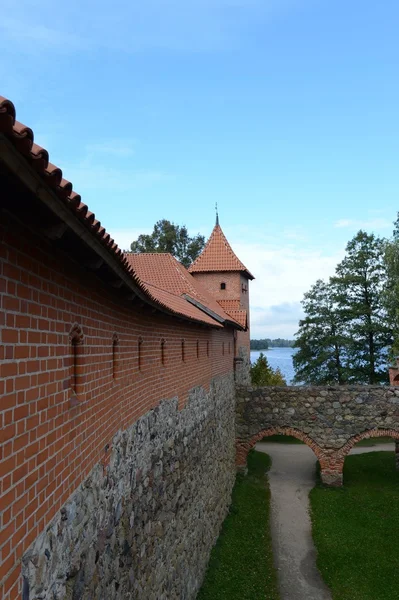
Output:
top-left (69, 324), bottom-right (84, 394)
top-left (181, 339), bottom-right (185, 362)
top-left (206, 341), bottom-right (210, 357)
top-left (220, 282), bottom-right (226, 290)
top-left (138, 337), bottom-right (143, 370)
top-left (222, 342), bottom-right (225, 355)
top-left (112, 335), bottom-right (119, 379)
top-left (161, 338), bottom-right (166, 365)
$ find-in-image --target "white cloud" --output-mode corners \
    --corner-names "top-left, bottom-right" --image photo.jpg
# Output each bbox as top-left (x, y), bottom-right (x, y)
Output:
top-left (110, 227), bottom-right (152, 252)
top-left (232, 239), bottom-right (345, 338)
top-left (334, 218), bottom-right (392, 231)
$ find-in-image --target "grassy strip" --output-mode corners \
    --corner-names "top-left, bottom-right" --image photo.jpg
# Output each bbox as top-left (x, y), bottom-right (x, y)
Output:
top-left (198, 450), bottom-right (280, 600)
top-left (310, 452), bottom-right (399, 600)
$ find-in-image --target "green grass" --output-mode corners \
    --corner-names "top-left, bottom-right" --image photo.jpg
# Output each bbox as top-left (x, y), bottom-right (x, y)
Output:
top-left (310, 452), bottom-right (399, 600)
top-left (354, 436), bottom-right (394, 446)
top-left (198, 450), bottom-right (280, 600)
top-left (260, 435), bottom-right (304, 444)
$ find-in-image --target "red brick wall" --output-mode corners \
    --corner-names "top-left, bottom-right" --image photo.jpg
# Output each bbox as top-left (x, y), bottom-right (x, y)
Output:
top-left (0, 210), bottom-right (236, 600)
top-left (192, 271), bottom-right (251, 353)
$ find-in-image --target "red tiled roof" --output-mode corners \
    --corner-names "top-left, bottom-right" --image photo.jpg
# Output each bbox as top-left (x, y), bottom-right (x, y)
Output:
top-left (126, 253), bottom-right (242, 328)
top-left (0, 95), bottom-right (244, 330)
top-left (218, 299), bottom-right (241, 311)
top-left (224, 309), bottom-right (247, 329)
top-left (188, 224), bottom-right (254, 280)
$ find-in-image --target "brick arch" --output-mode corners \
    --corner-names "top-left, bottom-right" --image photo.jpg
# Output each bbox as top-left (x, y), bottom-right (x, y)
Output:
top-left (336, 428), bottom-right (399, 460)
top-left (236, 426), bottom-right (325, 467)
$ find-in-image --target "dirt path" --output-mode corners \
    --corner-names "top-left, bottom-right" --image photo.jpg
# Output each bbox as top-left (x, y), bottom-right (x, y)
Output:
top-left (255, 442), bottom-right (394, 600)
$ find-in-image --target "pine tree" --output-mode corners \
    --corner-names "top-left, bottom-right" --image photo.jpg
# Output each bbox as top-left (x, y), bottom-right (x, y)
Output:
top-left (250, 353), bottom-right (287, 386)
top-left (293, 279), bottom-right (349, 385)
top-left (332, 230), bottom-right (391, 384)
top-left (384, 214), bottom-right (399, 358)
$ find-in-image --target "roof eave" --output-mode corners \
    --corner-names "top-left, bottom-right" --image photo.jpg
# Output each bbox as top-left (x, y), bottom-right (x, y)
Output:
top-left (0, 135), bottom-right (223, 328)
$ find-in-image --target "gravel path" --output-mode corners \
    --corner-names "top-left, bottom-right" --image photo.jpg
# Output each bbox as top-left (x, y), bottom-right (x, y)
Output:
top-left (255, 441), bottom-right (394, 600)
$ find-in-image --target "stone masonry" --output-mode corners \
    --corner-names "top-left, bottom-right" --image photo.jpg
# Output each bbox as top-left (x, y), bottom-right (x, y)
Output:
top-left (22, 374), bottom-right (236, 600)
top-left (236, 385), bottom-right (399, 486)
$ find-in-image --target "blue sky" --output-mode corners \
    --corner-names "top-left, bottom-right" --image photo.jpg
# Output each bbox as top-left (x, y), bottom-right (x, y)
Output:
top-left (2, 0), bottom-right (399, 337)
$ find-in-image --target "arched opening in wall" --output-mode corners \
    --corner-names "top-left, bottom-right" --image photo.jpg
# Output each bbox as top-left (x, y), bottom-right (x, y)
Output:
top-left (236, 427), bottom-right (324, 479)
top-left (340, 429), bottom-right (399, 485)
top-left (112, 334), bottom-right (119, 379)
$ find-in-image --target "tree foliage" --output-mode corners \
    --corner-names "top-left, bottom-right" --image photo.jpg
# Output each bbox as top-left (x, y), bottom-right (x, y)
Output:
top-left (250, 352), bottom-right (287, 386)
top-left (130, 219), bottom-right (205, 268)
top-left (293, 279), bottom-right (349, 385)
top-left (250, 338), bottom-right (294, 350)
top-left (332, 231), bottom-right (391, 384)
top-left (294, 230), bottom-right (392, 385)
top-left (383, 213), bottom-right (399, 358)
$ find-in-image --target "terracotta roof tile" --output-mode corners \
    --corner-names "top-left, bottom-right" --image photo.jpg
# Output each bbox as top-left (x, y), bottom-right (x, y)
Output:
top-left (218, 299), bottom-right (241, 311)
top-left (188, 224), bottom-right (254, 279)
top-left (126, 253), bottom-right (243, 328)
top-left (0, 95), bottom-right (244, 329)
top-left (224, 309), bottom-right (247, 329)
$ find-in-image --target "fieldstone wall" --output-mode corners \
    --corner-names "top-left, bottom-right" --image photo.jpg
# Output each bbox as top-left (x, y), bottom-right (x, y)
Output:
top-left (22, 374), bottom-right (236, 600)
top-left (234, 346), bottom-right (251, 387)
top-left (236, 385), bottom-right (399, 486)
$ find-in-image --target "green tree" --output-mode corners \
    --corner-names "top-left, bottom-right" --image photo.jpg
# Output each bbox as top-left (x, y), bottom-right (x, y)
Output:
top-left (293, 279), bottom-right (349, 385)
top-left (384, 213), bottom-right (399, 358)
top-left (130, 219), bottom-right (205, 268)
top-left (331, 230), bottom-right (391, 384)
top-left (250, 353), bottom-right (287, 386)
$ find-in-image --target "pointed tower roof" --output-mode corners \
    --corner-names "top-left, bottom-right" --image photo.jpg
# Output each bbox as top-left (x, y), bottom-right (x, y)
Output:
top-left (188, 223), bottom-right (254, 280)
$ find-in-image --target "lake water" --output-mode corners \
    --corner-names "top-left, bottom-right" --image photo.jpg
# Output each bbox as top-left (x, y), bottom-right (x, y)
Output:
top-left (250, 347), bottom-right (297, 385)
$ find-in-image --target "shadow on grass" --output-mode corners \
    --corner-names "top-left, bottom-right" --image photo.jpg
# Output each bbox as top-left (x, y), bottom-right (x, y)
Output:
top-left (198, 450), bottom-right (280, 600)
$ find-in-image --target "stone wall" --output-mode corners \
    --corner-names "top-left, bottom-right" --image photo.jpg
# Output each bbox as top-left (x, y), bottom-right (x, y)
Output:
top-left (22, 374), bottom-right (236, 600)
top-left (236, 385), bottom-right (399, 486)
top-left (234, 346), bottom-right (251, 387)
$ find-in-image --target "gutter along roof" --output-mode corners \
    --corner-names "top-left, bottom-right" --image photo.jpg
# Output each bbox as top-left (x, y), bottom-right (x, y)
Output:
top-left (0, 96), bottom-right (243, 330)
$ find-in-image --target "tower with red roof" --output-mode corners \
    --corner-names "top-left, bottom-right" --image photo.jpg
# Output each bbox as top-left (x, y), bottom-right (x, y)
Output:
top-left (188, 215), bottom-right (254, 375)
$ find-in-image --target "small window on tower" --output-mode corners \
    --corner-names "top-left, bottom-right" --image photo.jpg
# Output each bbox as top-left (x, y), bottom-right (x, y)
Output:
top-left (220, 282), bottom-right (226, 290)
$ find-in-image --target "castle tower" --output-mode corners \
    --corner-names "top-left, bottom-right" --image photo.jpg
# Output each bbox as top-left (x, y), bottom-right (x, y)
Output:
top-left (188, 217), bottom-right (254, 379)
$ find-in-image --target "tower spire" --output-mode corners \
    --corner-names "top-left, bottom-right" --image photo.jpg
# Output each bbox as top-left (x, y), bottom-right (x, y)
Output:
top-left (215, 202), bottom-right (219, 226)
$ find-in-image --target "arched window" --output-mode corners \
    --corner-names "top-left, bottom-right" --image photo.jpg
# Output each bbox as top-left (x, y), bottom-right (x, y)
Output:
top-left (206, 341), bottom-right (210, 357)
top-left (161, 338), bottom-right (166, 365)
top-left (112, 334), bottom-right (119, 379)
top-left (69, 324), bottom-right (84, 395)
top-left (181, 339), bottom-right (185, 362)
top-left (138, 337), bottom-right (143, 371)
top-left (220, 282), bottom-right (226, 290)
